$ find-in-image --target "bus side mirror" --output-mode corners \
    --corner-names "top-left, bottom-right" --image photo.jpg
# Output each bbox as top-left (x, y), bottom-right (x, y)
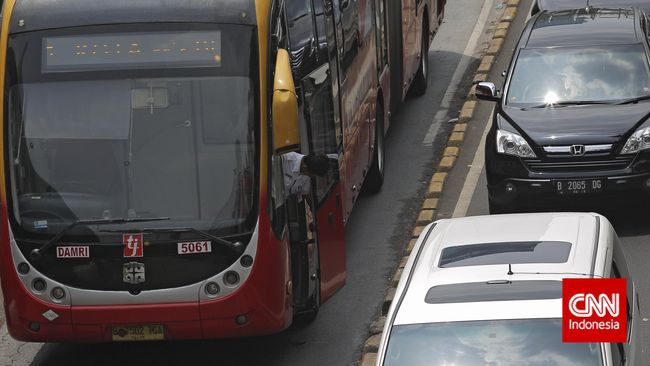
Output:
top-left (475, 82), bottom-right (501, 103)
top-left (272, 49), bottom-right (300, 153)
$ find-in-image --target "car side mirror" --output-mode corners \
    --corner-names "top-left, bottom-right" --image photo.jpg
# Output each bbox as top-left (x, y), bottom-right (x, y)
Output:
top-left (272, 49), bottom-right (300, 153)
top-left (475, 82), bottom-right (501, 102)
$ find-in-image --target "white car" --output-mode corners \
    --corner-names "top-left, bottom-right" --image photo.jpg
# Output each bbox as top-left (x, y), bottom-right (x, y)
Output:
top-left (376, 213), bottom-right (644, 366)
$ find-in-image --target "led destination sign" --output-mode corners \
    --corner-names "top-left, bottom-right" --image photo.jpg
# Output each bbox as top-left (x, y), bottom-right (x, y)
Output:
top-left (43, 31), bottom-right (222, 72)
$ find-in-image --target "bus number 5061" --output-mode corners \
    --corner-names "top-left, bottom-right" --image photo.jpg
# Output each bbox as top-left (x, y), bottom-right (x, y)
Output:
top-left (177, 241), bottom-right (212, 254)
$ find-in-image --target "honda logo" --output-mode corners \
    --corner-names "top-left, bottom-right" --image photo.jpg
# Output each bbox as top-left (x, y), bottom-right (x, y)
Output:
top-left (570, 145), bottom-right (586, 156)
top-left (123, 262), bottom-right (145, 284)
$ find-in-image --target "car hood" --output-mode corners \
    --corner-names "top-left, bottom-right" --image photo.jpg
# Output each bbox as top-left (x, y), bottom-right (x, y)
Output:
top-left (501, 104), bottom-right (650, 146)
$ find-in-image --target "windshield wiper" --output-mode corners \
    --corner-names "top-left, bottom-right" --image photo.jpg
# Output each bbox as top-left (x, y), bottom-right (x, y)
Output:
top-left (526, 100), bottom-right (614, 109)
top-left (617, 95), bottom-right (650, 105)
top-left (30, 217), bottom-right (170, 260)
top-left (100, 227), bottom-right (244, 254)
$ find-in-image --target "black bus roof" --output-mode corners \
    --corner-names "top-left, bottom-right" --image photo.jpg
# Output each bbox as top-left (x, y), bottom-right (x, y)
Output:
top-left (10, 0), bottom-right (257, 34)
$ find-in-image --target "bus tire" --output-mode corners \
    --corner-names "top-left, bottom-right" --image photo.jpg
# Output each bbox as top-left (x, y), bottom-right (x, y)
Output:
top-left (410, 22), bottom-right (429, 97)
top-left (364, 101), bottom-right (385, 194)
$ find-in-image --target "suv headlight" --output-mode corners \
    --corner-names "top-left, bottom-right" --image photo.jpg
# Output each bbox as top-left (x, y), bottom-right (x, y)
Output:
top-left (496, 129), bottom-right (536, 158)
top-left (621, 126), bottom-right (650, 154)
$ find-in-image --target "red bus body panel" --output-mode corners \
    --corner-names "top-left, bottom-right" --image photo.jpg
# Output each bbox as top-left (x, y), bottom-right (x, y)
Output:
top-left (316, 183), bottom-right (347, 303)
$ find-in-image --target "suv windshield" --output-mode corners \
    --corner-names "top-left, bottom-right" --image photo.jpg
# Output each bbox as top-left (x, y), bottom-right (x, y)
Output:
top-left (384, 319), bottom-right (603, 366)
top-left (507, 44), bottom-right (650, 106)
top-left (6, 24), bottom-right (258, 236)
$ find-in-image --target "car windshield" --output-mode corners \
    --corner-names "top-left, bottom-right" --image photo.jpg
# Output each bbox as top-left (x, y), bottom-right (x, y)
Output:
top-left (383, 319), bottom-right (603, 366)
top-left (507, 44), bottom-right (650, 106)
top-left (6, 24), bottom-right (258, 235)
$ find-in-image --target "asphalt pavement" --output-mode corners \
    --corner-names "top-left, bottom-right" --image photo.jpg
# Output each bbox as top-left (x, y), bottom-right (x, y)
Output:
top-left (0, 1), bottom-right (503, 365)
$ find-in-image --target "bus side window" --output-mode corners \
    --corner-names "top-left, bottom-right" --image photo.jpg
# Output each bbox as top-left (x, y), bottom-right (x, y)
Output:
top-left (337, 0), bottom-right (360, 74)
top-left (286, 0), bottom-right (316, 79)
top-left (373, 0), bottom-right (389, 71)
top-left (303, 66), bottom-right (339, 204)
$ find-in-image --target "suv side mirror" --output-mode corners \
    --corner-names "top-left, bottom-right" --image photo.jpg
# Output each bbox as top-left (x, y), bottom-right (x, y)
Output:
top-left (272, 49), bottom-right (300, 153)
top-left (475, 82), bottom-right (501, 103)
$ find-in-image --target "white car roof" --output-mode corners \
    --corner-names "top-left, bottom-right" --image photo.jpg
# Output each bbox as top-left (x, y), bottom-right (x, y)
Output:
top-left (394, 212), bottom-right (604, 326)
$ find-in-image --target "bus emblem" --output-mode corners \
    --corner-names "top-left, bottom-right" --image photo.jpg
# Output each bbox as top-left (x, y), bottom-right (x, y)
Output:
top-left (123, 262), bottom-right (145, 284)
top-left (123, 234), bottom-right (143, 257)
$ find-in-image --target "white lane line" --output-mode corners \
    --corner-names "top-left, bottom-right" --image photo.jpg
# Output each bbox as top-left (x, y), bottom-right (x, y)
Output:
top-left (0, 324), bottom-right (43, 365)
top-left (422, 0), bottom-right (495, 146)
top-left (452, 107), bottom-right (494, 218)
top-left (452, 2), bottom-right (529, 216)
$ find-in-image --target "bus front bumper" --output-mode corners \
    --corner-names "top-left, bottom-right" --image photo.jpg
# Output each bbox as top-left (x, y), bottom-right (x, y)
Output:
top-left (7, 296), bottom-right (292, 342)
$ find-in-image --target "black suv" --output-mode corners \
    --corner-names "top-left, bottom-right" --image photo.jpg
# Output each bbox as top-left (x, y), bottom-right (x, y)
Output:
top-left (477, 7), bottom-right (650, 213)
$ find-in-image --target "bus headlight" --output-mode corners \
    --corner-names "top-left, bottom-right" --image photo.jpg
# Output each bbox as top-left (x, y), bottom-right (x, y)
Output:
top-left (205, 282), bottom-right (220, 296)
top-left (32, 278), bottom-right (47, 293)
top-left (17, 262), bottom-right (30, 274)
top-left (51, 287), bottom-right (66, 300)
top-left (240, 255), bottom-right (253, 267)
top-left (224, 271), bottom-right (240, 286)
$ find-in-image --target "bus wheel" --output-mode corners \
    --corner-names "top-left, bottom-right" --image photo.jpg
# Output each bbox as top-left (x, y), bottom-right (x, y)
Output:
top-left (410, 23), bottom-right (429, 96)
top-left (364, 102), bottom-right (385, 194)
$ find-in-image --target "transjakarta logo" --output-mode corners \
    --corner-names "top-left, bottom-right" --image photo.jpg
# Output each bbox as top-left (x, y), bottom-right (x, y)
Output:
top-left (123, 234), bottom-right (144, 258)
top-left (562, 278), bottom-right (626, 342)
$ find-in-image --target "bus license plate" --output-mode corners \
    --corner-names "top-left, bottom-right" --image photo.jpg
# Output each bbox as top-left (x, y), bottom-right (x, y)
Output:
top-left (553, 179), bottom-right (603, 195)
top-left (111, 325), bottom-right (165, 341)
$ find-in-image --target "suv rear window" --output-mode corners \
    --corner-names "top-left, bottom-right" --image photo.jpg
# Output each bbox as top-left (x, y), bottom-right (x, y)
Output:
top-left (439, 241), bottom-right (571, 268)
top-left (425, 280), bottom-right (561, 304)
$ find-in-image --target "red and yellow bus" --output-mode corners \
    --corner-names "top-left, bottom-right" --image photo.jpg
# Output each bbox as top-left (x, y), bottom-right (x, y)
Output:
top-left (0, 0), bottom-right (443, 342)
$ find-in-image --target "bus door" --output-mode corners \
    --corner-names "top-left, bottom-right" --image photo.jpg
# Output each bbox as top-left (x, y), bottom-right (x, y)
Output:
top-left (309, 1), bottom-right (347, 302)
top-left (301, 65), bottom-right (346, 303)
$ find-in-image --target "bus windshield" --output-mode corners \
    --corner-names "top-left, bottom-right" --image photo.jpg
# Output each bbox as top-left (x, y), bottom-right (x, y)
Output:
top-left (6, 24), bottom-right (258, 236)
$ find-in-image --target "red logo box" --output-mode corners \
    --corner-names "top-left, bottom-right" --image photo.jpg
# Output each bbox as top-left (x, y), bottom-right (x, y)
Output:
top-left (123, 234), bottom-right (144, 258)
top-left (562, 278), bottom-right (626, 343)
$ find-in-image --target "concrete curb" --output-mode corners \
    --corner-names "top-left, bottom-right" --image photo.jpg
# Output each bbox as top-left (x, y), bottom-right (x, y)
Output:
top-left (357, 2), bottom-right (520, 364)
